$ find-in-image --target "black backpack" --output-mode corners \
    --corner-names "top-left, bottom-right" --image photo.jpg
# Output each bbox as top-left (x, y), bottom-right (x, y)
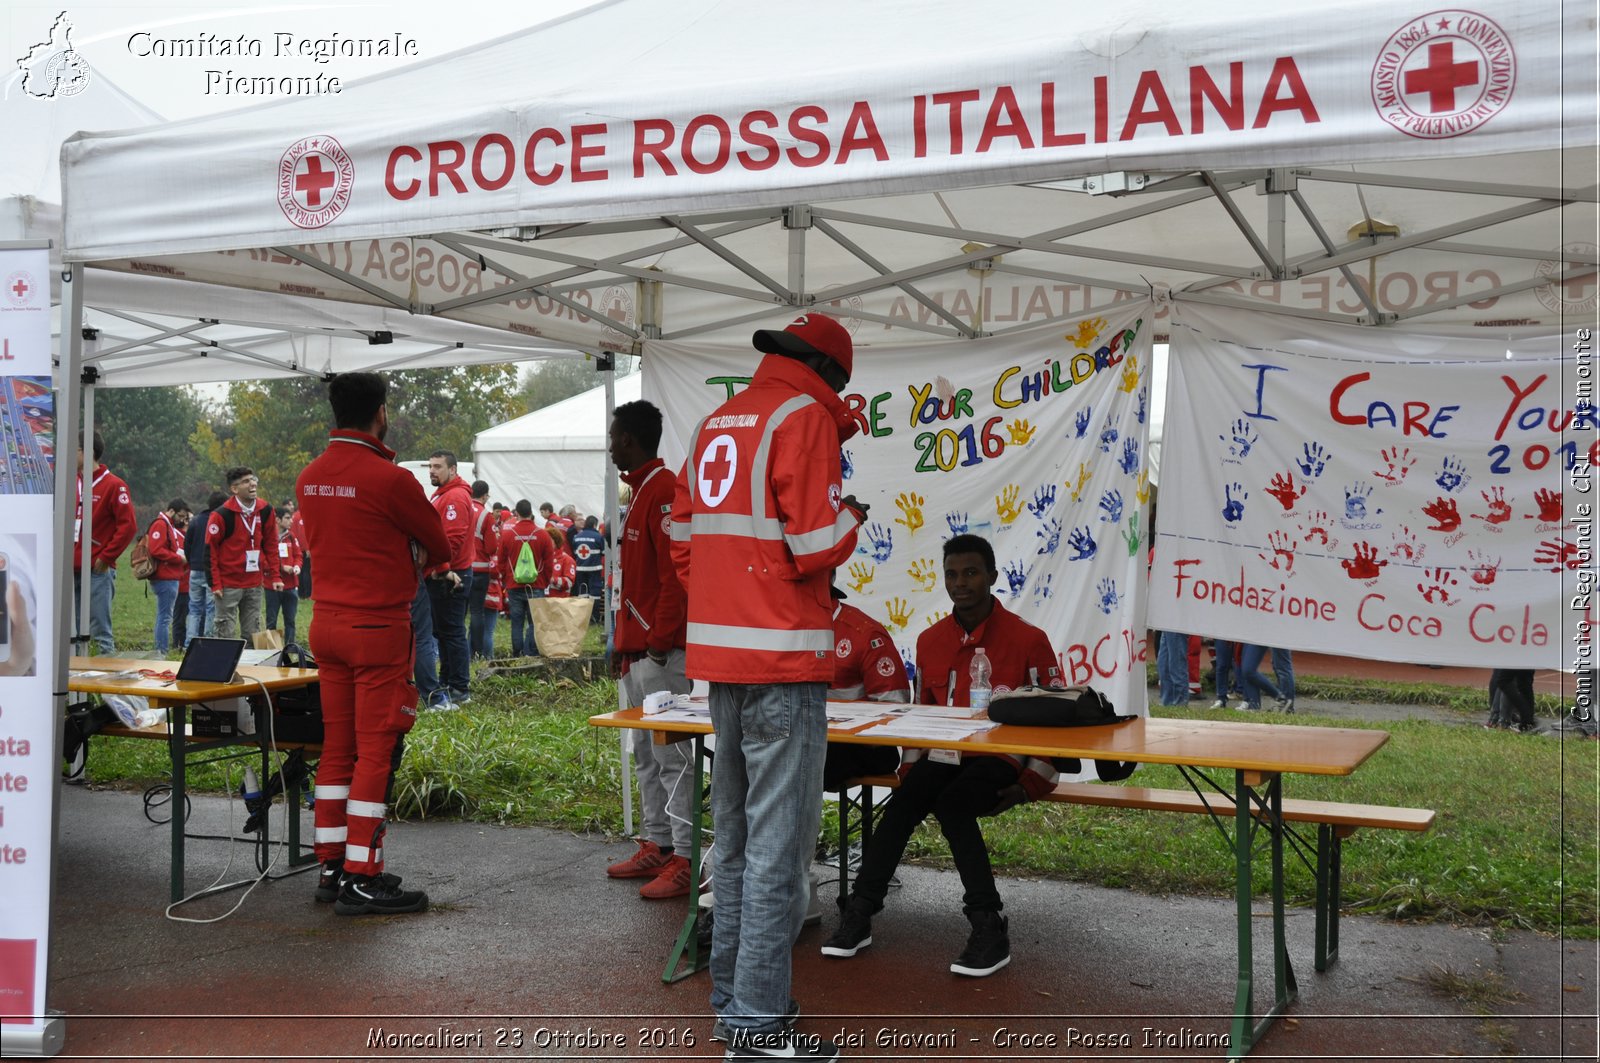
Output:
top-left (988, 685), bottom-right (1139, 782)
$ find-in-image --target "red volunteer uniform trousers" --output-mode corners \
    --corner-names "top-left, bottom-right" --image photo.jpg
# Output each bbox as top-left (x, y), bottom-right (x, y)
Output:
top-left (310, 609), bottom-right (418, 877)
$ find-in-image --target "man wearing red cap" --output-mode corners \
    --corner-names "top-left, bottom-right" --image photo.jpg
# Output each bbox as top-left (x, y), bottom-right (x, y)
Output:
top-left (671, 313), bottom-right (867, 1062)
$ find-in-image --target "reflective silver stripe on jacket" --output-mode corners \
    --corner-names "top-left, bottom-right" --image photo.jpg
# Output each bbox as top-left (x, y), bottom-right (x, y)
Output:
top-left (688, 394), bottom-right (830, 549)
top-left (688, 622), bottom-right (832, 653)
top-left (786, 510), bottom-right (858, 557)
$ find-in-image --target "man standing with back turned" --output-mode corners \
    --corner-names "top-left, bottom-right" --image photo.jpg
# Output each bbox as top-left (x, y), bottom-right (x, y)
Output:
top-left (671, 313), bottom-right (868, 1062)
top-left (297, 372), bottom-right (448, 915)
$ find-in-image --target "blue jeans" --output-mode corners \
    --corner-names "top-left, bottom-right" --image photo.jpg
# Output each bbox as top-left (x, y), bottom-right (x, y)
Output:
top-left (187, 570), bottom-right (216, 643)
top-left (1271, 648), bottom-right (1294, 702)
top-left (506, 586), bottom-right (542, 657)
top-left (428, 572), bottom-right (471, 698)
top-left (708, 681), bottom-right (828, 1036)
top-left (575, 568), bottom-right (604, 622)
top-left (73, 567), bottom-right (116, 654)
top-left (1239, 645), bottom-right (1284, 709)
top-left (151, 579), bottom-right (180, 655)
top-left (1214, 639), bottom-right (1241, 702)
top-left (264, 587), bottom-right (299, 644)
top-left (1156, 631), bottom-right (1191, 706)
top-left (411, 580), bottom-right (440, 701)
top-left (467, 570), bottom-right (493, 659)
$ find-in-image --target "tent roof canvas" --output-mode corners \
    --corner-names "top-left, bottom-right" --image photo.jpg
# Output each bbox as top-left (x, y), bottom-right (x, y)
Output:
top-left (475, 371), bottom-right (643, 454)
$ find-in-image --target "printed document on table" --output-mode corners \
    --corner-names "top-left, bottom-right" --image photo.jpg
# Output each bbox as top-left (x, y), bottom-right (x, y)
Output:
top-left (864, 717), bottom-right (999, 741)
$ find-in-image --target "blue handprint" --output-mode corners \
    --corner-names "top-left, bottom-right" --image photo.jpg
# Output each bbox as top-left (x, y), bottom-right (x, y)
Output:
top-left (1032, 573), bottom-right (1054, 601)
top-left (1098, 417), bottom-right (1120, 453)
top-left (944, 511), bottom-right (969, 537)
top-left (1220, 418), bottom-right (1258, 460)
top-left (863, 522), bottom-right (893, 563)
top-left (1435, 456), bottom-right (1471, 494)
top-left (1003, 560), bottom-right (1030, 598)
top-left (1098, 488), bottom-right (1124, 524)
top-left (1027, 484), bottom-right (1056, 519)
top-left (1036, 517), bottom-right (1063, 556)
top-left (1073, 406), bottom-right (1092, 439)
top-left (1221, 483), bottom-right (1247, 523)
top-left (1136, 386), bottom-right (1148, 425)
top-left (839, 448), bottom-right (854, 480)
top-left (899, 646), bottom-right (917, 685)
top-left (1065, 525), bottom-right (1098, 560)
top-left (1095, 577), bottom-right (1120, 614)
top-left (1296, 441), bottom-right (1330, 478)
top-left (1118, 437), bottom-right (1140, 476)
top-left (1343, 480), bottom-right (1374, 521)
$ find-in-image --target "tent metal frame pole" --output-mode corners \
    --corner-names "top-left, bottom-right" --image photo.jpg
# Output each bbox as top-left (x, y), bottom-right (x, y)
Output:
top-left (1203, 172), bottom-right (1278, 277)
top-left (666, 215), bottom-right (790, 300)
top-left (269, 246), bottom-right (417, 310)
top-left (1294, 168), bottom-right (1598, 203)
top-left (812, 218), bottom-right (977, 337)
top-left (989, 261), bottom-right (1158, 296)
top-left (512, 206), bottom-right (785, 241)
top-left (78, 364), bottom-right (95, 650)
top-left (81, 320), bottom-right (213, 362)
top-left (785, 205), bottom-right (808, 300)
top-left (1390, 266), bottom-right (1596, 321)
top-left (1169, 288), bottom-right (1359, 325)
top-left (1284, 188), bottom-right (1390, 324)
top-left (1291, 199), bottom-right (1567, 277)
top-left (985, 295), bottom-right (1153, 337)
top-left (428, 237), bottom-right (646, 338)
top-left (1421, 240), bottom-right (1600, 265)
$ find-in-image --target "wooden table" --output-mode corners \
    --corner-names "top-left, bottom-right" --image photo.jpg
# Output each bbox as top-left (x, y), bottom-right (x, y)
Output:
top-left (69, 657), bottom-right (322, 902)
top-left (591, 704), bottom-right (1390, 1058)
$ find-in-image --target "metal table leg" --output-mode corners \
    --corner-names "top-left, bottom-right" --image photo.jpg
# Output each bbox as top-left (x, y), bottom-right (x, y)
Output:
top-left (663, 734), bottom-right (707, 983)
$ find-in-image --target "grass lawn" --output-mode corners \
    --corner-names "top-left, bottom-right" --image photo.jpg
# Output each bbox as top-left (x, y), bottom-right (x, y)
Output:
top-left (81, 626), bottom-right (1600, 938)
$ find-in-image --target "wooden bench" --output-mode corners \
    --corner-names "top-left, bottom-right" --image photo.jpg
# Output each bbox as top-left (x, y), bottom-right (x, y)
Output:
top-left (1043, 781), bottom-right (1435, 972)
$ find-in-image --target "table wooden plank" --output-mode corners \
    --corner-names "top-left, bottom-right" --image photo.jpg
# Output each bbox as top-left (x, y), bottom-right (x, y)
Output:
top-left (69, 656), bottom-right (317, 703)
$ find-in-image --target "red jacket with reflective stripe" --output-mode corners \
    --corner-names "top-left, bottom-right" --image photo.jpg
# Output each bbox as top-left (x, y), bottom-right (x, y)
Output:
top-left (74, 465), bottom-right (137, 570)
top-left (470, 500), bottom-right (496, 571)
top-left (146, 512), bottom-right (187, 581)
top-left (670, 355), bottom-right (861, 684)
top-left (497, 518), bottom-right (554, 591)
top-left (830, 601), bottom-right (910, 702)
top-left (615, 459), bottom-right (686, 657)
top-left (428, 475), bottom-right (474, 573)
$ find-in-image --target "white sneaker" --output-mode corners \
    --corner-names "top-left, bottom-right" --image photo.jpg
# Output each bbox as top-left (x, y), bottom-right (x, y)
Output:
top-left (1208, 698), bottom-right (1228, 709)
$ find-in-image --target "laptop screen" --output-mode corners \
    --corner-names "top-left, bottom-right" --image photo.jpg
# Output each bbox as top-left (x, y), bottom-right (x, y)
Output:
top-left (176, 637), bottom-right (247, 683)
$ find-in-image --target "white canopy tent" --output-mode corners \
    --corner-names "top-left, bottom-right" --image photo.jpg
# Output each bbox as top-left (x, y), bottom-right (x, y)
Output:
top-left (474, 372), bottom-right (642, 517)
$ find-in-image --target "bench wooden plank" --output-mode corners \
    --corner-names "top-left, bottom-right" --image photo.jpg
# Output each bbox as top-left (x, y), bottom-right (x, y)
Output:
top-left (1045, 782), bottom-right (1434, 832)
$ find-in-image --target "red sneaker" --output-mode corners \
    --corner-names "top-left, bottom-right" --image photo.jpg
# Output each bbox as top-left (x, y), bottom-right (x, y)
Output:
top-left (639, 854), bottom-right (692, 899)
top-left (607, 839), bottom-right (669, 879)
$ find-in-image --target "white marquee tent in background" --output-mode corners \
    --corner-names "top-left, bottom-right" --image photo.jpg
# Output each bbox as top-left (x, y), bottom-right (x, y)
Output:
top-left (8, 0), bottom-right (1595, 1054)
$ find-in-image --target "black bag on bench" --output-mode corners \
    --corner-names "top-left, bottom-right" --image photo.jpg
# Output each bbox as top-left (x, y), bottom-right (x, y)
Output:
top-left (988, 685), bottom-right (1139, 782)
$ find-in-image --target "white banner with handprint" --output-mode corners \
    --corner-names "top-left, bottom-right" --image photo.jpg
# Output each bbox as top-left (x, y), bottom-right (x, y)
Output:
top-left (646, 304), bottom-right (1156, 722)
top-left (1150, 303), bottom-right (1589, 670)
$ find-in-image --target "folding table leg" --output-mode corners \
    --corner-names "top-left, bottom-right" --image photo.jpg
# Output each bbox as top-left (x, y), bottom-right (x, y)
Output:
top-left (1314, 825), bottom-right (1343, 972)
top-left (663, 734), bottom-right (708, 983)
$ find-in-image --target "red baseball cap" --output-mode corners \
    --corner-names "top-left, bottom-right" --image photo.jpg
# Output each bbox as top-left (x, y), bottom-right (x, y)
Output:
top-left (753, 314), bottom-right (853, 381)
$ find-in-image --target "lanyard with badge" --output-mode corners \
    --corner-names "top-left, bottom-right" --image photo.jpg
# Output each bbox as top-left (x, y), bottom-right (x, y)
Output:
top-left (239, 504), bottom-right (263, 574)
top-left (74, 469), bottom-right (108, 545)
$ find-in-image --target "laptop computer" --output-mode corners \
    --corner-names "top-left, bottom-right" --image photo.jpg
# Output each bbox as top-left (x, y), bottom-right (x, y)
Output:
top-left (176, 636), bottom-right (247, 684)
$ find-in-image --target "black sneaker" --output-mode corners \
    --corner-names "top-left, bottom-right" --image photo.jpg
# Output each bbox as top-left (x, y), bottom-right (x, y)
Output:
top-left (950, 909), bottom-right (1010, 977)
top-left (334, 873), bottom-right (428, 916)
top-left (819, 907), bottom-right (872, 958)
top-left (723, 1028), bottom-right (839, 1062)
top-left (317, 863), bottom-right (402, 904)
top-left (711, 1001), bottom-right (799, 1043)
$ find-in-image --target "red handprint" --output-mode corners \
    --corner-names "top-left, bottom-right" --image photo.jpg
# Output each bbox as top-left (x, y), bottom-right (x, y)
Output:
top-left (1534, 537), bottom-right (1584, 572)
top-left (1529, 487), bottom-right (1563, 522)
top-left (1299, 509), bottom-right (1332, 546)
top-left (1373, 445), bottom-right (1416, 484)
top-left (1390, 525), bottom-right (1420, 561)
top-left (1422, 497), bottom-right (1461, 533)
top-left (1265, 471), bottom-right (1306, 511)
top-left (1341, 541), bottom-right (1388, 580)
top-left (1417, 568), bottom-right (1458, 604)
top-left (1471, 486), bottom-right (1513, 525)
top-left (1257, 529), bottom-right (1298, 572)
top-left (1468, 549), bottom-right (1501, 585)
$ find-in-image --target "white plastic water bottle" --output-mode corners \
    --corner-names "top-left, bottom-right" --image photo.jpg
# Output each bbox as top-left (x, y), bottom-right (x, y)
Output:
top-left (969, 647), bottom-right (993, 710)
top-left (241, 765), bottom-right (263, 804)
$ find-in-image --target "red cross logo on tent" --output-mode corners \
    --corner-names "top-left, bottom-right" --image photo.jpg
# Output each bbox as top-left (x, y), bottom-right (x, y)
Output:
top-left (277, 135), bottom-right (355, 229)
top-left (4, 270), bottom-right (37, 308)
top-left (1371, 11), bottom-right (1515, 140)
top-left (697, 434), bottom-right (739, 509)
top-left (1534, 242), bottom-right (1599, 315)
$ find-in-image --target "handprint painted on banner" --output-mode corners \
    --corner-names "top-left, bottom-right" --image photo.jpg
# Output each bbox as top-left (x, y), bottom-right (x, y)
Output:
top-left (1343, 481), bottom-right (1377, 522)
top-left (894, 492), bottom-right (925, 534)
top-left (945, 511), bottom-right (969, 537)
top-left (1265, 471), bottom-right (1306, 511)
top-left (1468, 550), bottom-right (1501, 586)
top-left (884, 596), bottom-right (912, 632)
top-left (1373, 446), bottom-right (1415, 485)
top-left (1067, 463), bottom-right (1092, 503)
top-left (995, 484), bottom-right (1022, 525)
top-left (1121, 512), bottom-right (1142, 557)
top-left (1098, 489), bottom-right (1124, 524)
top-left (1296, 441), bottom-right (1330, 479)
top-left (847, 561), bottom-right (876, 593)
top-left (1471, 486), bottom-right (1513, 525)
top-left (1119, 353), bottom-right (1140, 394)
top-left (863, 522), bottom-right (894, 563)
top-left (1135, 469), bottom-right (1151, 506)
top-left (1118, 438), bottom-right (1141, 476)
top-left (1098, 417), bottom-right (1120, 454)
top-left (1221, 482), bottom-right (1247, 523)
top-left (840, 448), bottom-right (854, 480)
top-left (1027, 484), bottom-right (1056, 519)
top-left (1037, 518), bottom-right (1063, 556)
top-left (1340, 541), bottom-right (1388, 580)
top-left (1065, 525), bottom-right (1097, 561)
top-left (1095, 577), bottom-right (1120, 615)
top-left (1434, 455), bottom-right (1471, 494)
top-left (1417, 567), bottom-right (1458, 604)
top-left (1073, 407), bottom-right (1092, 439)
top-left (1033, 573), bottom-right (1054, 601)
top-left (1300, 509), bottom-right (1333, 547)
top-left (1220, 418), bottom-right (1257, 460)
top-left (1003, 560), bottom-right (1031, 598)
top-left (1535, 537), bottom-right (1583, 571)
top-left (925, 609), bottom-right (950, 627)
top-left (1389, 525), bottom-right (1421, 562)
top-left (1007, 418), bottom-right (1037, 446)
top-left (1069, 317), bottom-right (1106, 347)
top-left (1258, 530), bottom-right (1298, 572)
top-left (908, 558), bottom-right (938, 592)
top-left (1530, 488), bottom-right (1563, 523)
top-left (1136, 386), bottom-right (1148, 425)
top-left (1422, 497), bottom-right (1461, 533)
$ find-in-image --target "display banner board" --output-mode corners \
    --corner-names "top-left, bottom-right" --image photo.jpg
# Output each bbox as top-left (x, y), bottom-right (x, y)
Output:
top-left (648, 305), bottom-right (1154, 727)
top-left (0, 248), bottom-right (56, 1039)
top-left (1150, 303), bottom-right (1588, 669)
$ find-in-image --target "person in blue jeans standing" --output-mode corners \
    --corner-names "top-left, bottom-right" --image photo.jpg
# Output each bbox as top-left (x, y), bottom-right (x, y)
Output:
top-left (1239, 645), bottom-right (1295, 712)
top-left (1155, 630), bottom-right (1193, 706)
top-left (185, 491), bottom-right (226, 646)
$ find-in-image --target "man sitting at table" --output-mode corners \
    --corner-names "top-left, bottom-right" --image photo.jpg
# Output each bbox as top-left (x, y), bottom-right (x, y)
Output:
top-left (821, 533), bottom-right (1066, 978)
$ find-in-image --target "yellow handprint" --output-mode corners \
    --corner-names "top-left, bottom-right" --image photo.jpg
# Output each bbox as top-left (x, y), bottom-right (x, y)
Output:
top-left (907, 558), bottom-right (938, 592)
top-left (1006, 418), bottom-right (1036, 446)
top-left (995, 484), bottom-right (1022, 525)
top-left (1135, 468), bottom-right (1151, 506)
top-left (1118, 352), bottom-right (1140, 394)
top-left (1067, 462), bottom-right (1092, 502)
top-left (925, 609), bottom-right (950, 627)
top-left (884, 596), bottom-right (912, 632)
top-left (893, 491), bottom-right (925, 534)
top-left (847, 561), bottom-right (875, 593)
top-left (1069, 317), bottom-right (1107, 348)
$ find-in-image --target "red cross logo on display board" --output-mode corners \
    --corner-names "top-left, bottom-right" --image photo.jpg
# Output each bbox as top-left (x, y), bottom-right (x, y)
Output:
top-left (4, 271), bottom-right (37, 308)
top-left (697, 435), bottom-right (738, 509)
top-left (277, 135), bottom-right (355, 229)
top-left (1371, 11), bottom-right (1515, 140)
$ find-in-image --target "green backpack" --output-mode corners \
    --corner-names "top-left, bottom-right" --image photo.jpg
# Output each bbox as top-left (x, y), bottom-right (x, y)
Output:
top-left (513, 539), bottom-right (540, 584)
